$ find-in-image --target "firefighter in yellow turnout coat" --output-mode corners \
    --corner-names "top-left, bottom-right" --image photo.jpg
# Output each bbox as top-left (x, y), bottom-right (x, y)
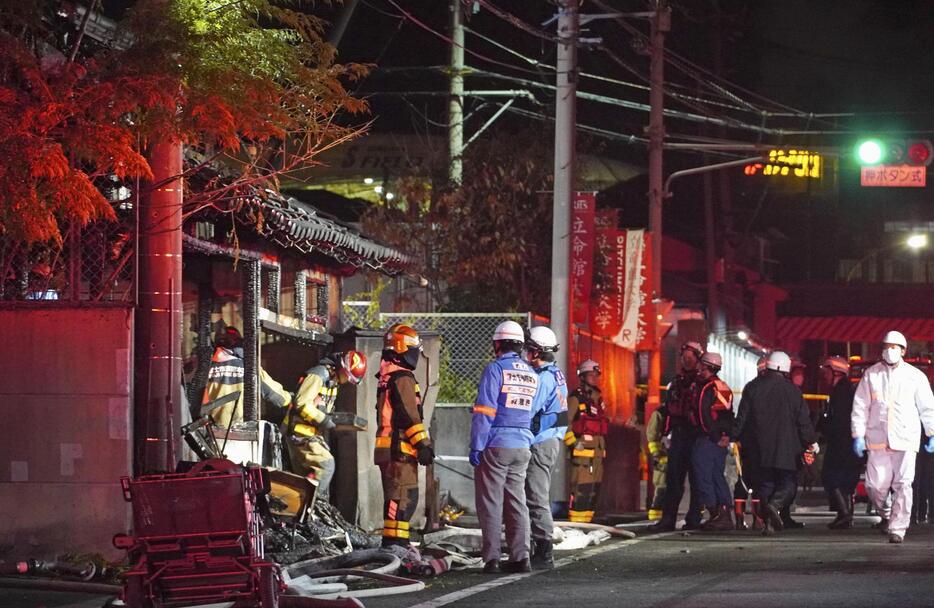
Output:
top-left (565, 359), bottom-right (610, 523)
top-left (283, 350), bottom-right (367, 499)
top-left (375, 324), bottom-right (435, 546)
top-left (202, 326), bottom-right (291, 427)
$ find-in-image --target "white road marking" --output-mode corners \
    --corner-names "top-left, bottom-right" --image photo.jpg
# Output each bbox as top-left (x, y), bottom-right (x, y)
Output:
top-left (405, 532), bottom-right (673, 608)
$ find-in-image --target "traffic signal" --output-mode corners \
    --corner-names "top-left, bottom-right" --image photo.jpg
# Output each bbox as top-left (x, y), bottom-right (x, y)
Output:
top-left (856, 138), bottom-right (933, 166)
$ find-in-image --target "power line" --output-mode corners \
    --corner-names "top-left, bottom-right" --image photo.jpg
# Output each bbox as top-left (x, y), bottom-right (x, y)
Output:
top-left (473, 0), bottom-right (562, 44)
top-left (585, 0), bottom-right (840, 127)
top-left (503, 105), bottom-right (751, 159)
top-left (381, 0), bottom-right (548, 77)
top-left (469, 68), bottom-right (784, 134)
top-left (464, 25), bottom-right (760, 116)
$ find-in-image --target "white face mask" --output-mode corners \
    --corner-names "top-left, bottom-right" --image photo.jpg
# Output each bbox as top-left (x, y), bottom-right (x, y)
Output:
top-left (882, 347), bottom-right (903, 365)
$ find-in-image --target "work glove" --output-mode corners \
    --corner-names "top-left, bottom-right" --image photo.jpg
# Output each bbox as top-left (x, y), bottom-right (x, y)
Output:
top-left (417, 445), bottom-right (435, 466)
top-left (926, 437), bottom-right (934, 454)
top-left (320, 415), bottom-right (336, 431)
top-left (853, 436), bottom-right (867, 458)
top-left (530, 413), bottom-right (542, 436)
top-left (469, 450), bottom-right (483, 467)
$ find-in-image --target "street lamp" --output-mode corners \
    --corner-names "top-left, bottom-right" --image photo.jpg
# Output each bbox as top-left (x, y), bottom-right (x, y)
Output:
top-left (844, 234), bottom-right (929, 281)
top-left (907, 233), bottom-right (928, 250)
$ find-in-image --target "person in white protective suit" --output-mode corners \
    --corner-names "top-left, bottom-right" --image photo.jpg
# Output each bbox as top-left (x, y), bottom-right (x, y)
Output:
top-left (851, 330), bottom-right (934, 543)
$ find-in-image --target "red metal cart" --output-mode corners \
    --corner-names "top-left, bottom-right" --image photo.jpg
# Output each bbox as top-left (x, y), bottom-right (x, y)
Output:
top-left (115, 459), bottom-right (282, 607)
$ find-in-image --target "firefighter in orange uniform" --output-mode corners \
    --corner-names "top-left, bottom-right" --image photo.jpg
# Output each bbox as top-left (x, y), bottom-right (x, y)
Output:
top-left (565, 359), bottom-right (610, 523)
top-left (375, 324), bottom-right (435, 546)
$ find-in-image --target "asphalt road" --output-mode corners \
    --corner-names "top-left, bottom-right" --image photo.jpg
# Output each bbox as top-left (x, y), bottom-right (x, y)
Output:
top-left (5, 513), bottom-right (934, 608)
top-left (364, 513), bottom-right (934, 608)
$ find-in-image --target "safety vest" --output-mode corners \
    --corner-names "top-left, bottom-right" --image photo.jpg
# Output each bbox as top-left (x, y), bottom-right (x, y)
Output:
top-left (694, 377), bottom-right (733, 434)
top-left (569, 385), bottom-right (609, 436)
top-left (666, 370), bottom-right (698, 419)
top-left (374, 366), bottom-right (427, 463)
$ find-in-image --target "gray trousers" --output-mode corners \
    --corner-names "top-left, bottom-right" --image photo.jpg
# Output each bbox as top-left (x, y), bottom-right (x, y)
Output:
top-left (475, 447), bottom-right (532, 562)
top-left (526, 438), bottom-right (560, 541)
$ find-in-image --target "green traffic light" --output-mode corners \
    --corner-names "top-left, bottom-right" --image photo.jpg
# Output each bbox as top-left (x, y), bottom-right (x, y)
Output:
top-left (857, 139), bottom-right (884, 165)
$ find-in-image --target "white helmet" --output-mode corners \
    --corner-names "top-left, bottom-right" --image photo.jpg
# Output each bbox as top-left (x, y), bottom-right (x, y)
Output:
top-left (882, 330), bottom-right (907, 349)
top-left (578, 359), bottom-right (601, 375)
top-left (527, 326), bottom-right (559, 352)
top-left (700, 352), bottom-right (723, 370)
top-left (766, 351), bottom-right (792, 373)
top-left (492, 320), bottom-right (525, 343)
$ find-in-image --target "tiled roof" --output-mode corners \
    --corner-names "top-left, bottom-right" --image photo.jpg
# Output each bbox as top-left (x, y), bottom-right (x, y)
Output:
top-left (250, 190), bottom-right (410, 275)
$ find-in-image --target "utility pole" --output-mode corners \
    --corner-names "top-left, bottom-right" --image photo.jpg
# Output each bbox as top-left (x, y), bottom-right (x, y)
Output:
top-left (648, 2), bottom-right (669, 295)
top-left (448, 0), bottom-right (464, 185)
top-left (552, 0), bottom-right (578, 375)
top-left (646, 2), bottom-right (669, 427)
top-left (327, 0), bottom-right (359, 48)
top-left (134, 139), bottom-right (183, 474)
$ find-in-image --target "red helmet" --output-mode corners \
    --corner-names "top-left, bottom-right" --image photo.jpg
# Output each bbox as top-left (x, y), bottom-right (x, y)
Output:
top-left (340, 350), bottom-right (368, 385)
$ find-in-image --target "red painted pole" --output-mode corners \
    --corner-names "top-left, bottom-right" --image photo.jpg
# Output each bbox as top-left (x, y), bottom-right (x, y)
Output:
top-left (134, 140), bottom-right (183, 474)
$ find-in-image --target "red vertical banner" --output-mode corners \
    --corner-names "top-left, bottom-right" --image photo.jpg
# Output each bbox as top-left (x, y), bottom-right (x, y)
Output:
top-left (570, 192), bottom-right (596, 325)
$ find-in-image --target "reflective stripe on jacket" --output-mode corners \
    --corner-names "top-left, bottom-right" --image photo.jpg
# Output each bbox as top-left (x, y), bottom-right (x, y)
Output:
top-left (375, 361), bottom-right (429, 464)
top-left (564, 384), bottom-right (608, 447)
top-left (285, 365), bottom-right (338, 437)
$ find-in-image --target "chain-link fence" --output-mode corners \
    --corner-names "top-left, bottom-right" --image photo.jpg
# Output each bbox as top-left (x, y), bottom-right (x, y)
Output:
top-left (361, 311), bottom-right (531, 405)
top-left (0, 218), bottom-right (134, 304)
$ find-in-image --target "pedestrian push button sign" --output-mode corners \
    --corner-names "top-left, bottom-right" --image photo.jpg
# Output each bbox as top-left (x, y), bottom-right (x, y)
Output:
top-left (860, 165), bottom-right (926, 188)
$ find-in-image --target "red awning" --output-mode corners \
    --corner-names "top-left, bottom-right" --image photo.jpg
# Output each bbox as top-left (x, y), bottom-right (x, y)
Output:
top-left (777, 316), bottom-right (934, 342)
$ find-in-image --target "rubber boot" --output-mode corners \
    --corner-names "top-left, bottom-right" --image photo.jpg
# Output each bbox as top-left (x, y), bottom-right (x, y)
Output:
top-left (648, 517), bottom-right (676, 532)
top-left (763, 502), bottom-right (784, 533)
top-left (501, 558), bottom-right (531, 573)
top-left (483, 559), bottom-right (500, 574)
top-left (828, 490), bottom-right (854, 530)
top-left (531, 539), bottom-right (554, 570)
top-left (734, 500), bottom-right (748, 530)
top-left (702, 505), bottom-right (735, 531)
top-left (873, 517), bottom-right (889, 533)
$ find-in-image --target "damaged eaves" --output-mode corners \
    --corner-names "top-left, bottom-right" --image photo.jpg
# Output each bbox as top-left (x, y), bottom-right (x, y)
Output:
top-left (252, 191), bottom-right (412, 276)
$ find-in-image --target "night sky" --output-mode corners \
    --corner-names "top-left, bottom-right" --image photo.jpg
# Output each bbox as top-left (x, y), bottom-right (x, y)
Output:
top-left (101, 1), bottom-right (934, 284)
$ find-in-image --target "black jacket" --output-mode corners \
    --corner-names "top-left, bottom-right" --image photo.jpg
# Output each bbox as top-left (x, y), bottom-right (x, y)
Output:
top-left (733, 370), bottom-right (817, 471)
top-left (818, 378), bottom-right (861, 473)
top-left (664, 369), bottom-right (698, 430)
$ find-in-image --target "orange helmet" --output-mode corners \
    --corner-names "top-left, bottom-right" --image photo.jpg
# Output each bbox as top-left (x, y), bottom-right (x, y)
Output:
top-left (339, 350), bottom-right (368, 385)
top-left (384, 324), bottom-right (421, 354)
top-left (383, 324), bottom-right (422, 369)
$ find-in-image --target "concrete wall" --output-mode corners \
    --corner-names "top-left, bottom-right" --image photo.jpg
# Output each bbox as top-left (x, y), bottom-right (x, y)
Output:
top-left (432, 405), bottom-right (475, 513)
top-left (0, 307), bottom-right (133, 558)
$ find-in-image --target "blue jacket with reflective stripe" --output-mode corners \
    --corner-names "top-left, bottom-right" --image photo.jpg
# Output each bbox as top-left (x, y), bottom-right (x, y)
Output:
top-left (531, 363), bottom-right (569, 445)
top-left (471, 352), bottom-right (541, 451)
